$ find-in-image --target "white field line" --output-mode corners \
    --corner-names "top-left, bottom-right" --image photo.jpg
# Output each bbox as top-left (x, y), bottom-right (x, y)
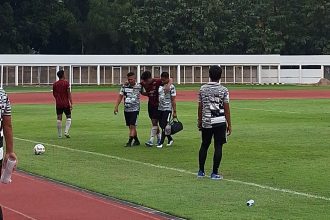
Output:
top-left (15, 137), bottom-right (330, 202)
top-left (0, 203), bottom-right (37, 220)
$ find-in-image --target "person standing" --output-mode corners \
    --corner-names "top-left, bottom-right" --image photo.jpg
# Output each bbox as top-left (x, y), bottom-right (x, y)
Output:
top-left (114, 72), bottom-right (142, 147)
top-left (53, 70), bottom-right (73, 138)
top-left (0, 88), bottom-right (18, 219)
top-left (197, 65), bottom-right (232, 180)
top-left (156, 72), bottom-right (177, 148)
top-left (140, 71), bottom-right (162, 147)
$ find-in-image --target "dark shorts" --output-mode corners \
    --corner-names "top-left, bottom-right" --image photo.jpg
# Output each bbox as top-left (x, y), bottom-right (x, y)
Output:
top-left (124, 111), bottom-right (139, 126)
top-left (201, 123), bottom-right (227, 145)
top-left (158, 111), bottom-right (172, 129)
top-left (148, 103), bottom-right (160, 120)
top-left (56, 107), bottom-right (71, 117)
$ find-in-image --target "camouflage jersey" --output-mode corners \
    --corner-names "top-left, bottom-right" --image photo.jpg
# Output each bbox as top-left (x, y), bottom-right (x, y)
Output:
top-left (0, 89), bottom-right (11, 149)
top-left (158, 84), bottom-right (176, 111)
top-left (119, 83), bottom-right (143, 112)
top-left (199, 82), bottom-right (229, 128)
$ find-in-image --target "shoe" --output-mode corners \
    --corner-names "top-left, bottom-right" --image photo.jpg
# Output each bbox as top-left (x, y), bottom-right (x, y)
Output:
top-left (145, 141), bottom-right (153, 147)
top-left (210, 173), bottom-right (223, 180)
top-left (197, 170), bottom-right (205, 178)
top-left (132, 141), bottom-right (140, 146)
top-left (124, 142), bottom-right (132, 147)
top-left (156, 144), bottom-right (163, 148)
top-left (64, 133), bottom-right (70, 138)
top-left (166, 140), bottom-right (174, 146)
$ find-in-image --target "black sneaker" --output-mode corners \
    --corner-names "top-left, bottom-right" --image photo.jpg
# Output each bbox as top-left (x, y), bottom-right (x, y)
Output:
top-left (124, 142), bottom-right (132, 147)
top-left (132, 141), bottom-right (140, 146)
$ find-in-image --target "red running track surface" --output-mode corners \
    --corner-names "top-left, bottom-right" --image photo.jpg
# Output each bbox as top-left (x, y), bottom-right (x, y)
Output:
top-left (8, 90), bottom-right (330, 105)
top-left (0, 172), bottom-right (173, 220)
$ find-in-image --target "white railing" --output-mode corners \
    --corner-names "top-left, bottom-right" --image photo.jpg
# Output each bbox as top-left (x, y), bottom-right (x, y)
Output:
top-left (1, 55), bottom-right (330, 87)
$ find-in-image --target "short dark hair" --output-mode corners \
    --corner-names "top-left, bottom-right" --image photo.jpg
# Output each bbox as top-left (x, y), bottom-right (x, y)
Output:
top-left (127, 72), bottom-right (135, 77)
top-left (57, 70), bottom-right (64, 79)
top-left (141, 71), bottom-right (152, 81)
top-left (209, 65), bottom-right (222, 81)
top-left (160, 72), bottom-right (169, 78)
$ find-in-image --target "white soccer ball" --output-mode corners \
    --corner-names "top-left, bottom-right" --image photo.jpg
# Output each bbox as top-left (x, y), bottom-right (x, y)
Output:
top-left (34, 144), bottom-right (45, 155)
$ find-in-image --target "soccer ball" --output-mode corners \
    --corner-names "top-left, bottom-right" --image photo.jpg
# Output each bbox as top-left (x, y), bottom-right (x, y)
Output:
top-left (34, 144), bottom-right (45, 155)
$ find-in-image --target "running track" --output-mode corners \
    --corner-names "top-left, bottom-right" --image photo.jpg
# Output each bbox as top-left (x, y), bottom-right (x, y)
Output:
top-left (1, 89), bottom-right (329, 219)
top-left (8, 89), bottom-right (330, 104)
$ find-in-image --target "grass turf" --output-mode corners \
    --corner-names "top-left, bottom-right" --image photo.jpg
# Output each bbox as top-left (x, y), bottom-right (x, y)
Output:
top-left (11, 98), bottom-right (330, 219)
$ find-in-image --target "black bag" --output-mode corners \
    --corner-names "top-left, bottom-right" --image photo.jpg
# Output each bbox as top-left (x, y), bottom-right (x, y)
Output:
top-left (170, 118), bottom-right (183, 135)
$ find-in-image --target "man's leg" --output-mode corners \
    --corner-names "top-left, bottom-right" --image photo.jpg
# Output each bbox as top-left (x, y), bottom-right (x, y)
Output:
top-left (211, 125), bottom-right (226, 179)
top-left (64, 118), bottom-right (71, 138)
top-left (0, 206), bottom-right (3, 220)
top-left (198, 128), bottom-right (212, 175)
top-left (131, 112), bottom-right (140, 145)
top-left (157, 111), bottom-right (169, 148)
top-left (148, 124), bottom-right (157, 143)
top-left (132, 125), bottom-right (140, 145)
top-left (57, 114), bottom-right (62, 138)
top-left (64, 108), bottom-right (72, 138)
top-left (127, 125), bottom-right (134, 146)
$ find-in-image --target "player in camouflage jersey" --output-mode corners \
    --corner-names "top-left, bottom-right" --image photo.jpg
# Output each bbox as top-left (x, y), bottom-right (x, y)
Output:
top-left (114, 72), bottom-right (143, 147)
top-left (0, 89), bottom-right (18, 219)
top-left (197, 65), bottom-right (232, 180)
top-left (156, 72), bottom-right (177, 148)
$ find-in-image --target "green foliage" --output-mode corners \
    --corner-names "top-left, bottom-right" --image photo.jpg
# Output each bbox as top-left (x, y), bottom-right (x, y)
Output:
top-left (0, 0), bottom-right (329, 54)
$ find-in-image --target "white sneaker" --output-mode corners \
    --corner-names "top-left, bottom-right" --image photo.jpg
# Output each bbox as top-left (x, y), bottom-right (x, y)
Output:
top-left (156, 144), bottom-right (163, 148)
top-left (166, 140), bottom-right (174, 146)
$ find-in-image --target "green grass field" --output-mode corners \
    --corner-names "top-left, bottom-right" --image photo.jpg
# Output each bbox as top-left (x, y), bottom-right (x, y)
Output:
top-left (11, 94), bottom-right (330, 219)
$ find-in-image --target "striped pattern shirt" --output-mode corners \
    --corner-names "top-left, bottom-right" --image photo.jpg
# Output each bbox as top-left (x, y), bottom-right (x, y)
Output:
top-left (199, 82), bottom-right (229, 128)
top-left (119, 83), bottom-right (142, 112)
top-left (0, 89), bottom-right (12, 147)
top-left (158, 84), bottom-right (176, 111)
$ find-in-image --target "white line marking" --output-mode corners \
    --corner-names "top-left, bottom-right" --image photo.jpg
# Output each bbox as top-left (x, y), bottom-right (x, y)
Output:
top-left (15, 137), bottom-right (330, 202)
top-left (0, 203), bottom-right (38, 220)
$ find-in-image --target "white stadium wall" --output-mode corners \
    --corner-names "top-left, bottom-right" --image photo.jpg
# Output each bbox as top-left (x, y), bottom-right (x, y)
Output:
top-left (1, 54), bottom-right (330, 86)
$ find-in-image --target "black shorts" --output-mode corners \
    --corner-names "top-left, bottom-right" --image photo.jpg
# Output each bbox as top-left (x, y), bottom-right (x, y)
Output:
top-left (158, 111), bottom-right (172, 129)
top-left (202, 123), bottom-right (227, 145)
top-left (56, 107), bottom-right (71, 117)
top-left (148, 103), bottom-right (160, 120)
top-left (124, 111), bottom-right (139, 126)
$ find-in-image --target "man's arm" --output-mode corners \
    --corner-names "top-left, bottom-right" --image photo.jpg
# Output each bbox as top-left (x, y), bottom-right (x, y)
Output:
top-left (224, 102), bottom-right (232, 135)
top-left (171, 96), bottom-right (177, 118)
top-left (3, 115), bottom-right (17, 165)
top-left (52, 84), bottom-right (56, 98)
top-left (140, 83), bottom-right (148, 96)
top-left (67, 88), bottom-right (73, 110)
top-left (114, 94), bottom-right (124, 114)
top-left (197, 102), bottom-right (202, 130)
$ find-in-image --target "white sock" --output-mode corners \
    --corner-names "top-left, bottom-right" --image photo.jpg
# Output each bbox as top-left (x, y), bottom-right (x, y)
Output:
top-left (149, 126), bottom-right (158, 142)
top-left (57, 120), bottom-right (62, 137)
top-left (65, 118), bottom-right (72, 134)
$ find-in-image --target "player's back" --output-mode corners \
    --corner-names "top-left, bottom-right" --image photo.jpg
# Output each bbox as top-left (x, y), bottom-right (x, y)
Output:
top-left (53, 80), bottom-right (70, 108)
